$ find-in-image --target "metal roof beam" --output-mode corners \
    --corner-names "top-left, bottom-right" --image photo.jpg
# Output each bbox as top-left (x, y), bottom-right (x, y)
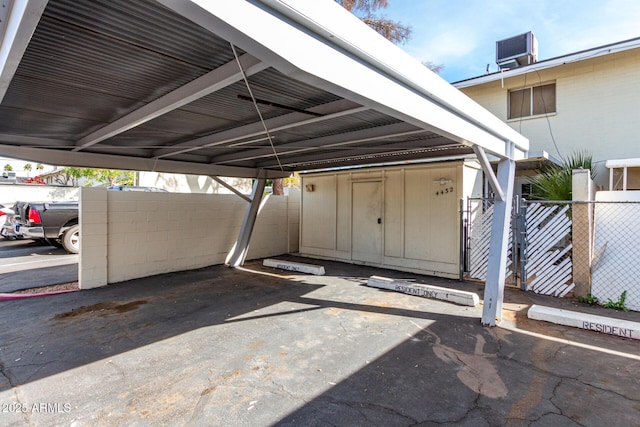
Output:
top-left (153, 99), bottom-right (366, 159)
top-left (0, 0), bottom-right (48, 103)
top-left (210, 122), bottom-right (422, 165)
top-left (0, 133), bottom-right (66, 147)
top-left (255, 136), bottom-right (454, 168)
top-left (73, 53), bottom-right (268, 152)
top-left (0, 144), bottom-right (289, 179)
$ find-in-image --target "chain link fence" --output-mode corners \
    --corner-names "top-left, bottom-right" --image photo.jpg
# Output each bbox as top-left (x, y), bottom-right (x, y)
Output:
top-left (462, 197), bottom-right (640, 312)
top-left (587, 201), bottom-right (640, 311)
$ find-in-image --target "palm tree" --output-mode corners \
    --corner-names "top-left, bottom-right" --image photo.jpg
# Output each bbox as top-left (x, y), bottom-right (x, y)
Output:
top-left (3, 164), bottom-right (12, 172)
top-left (529, 151), bottom-right (595, 201)
top-left (23, 163), bottom-right (32, 177)
top-left (36, 163), bottom-right (44, 173)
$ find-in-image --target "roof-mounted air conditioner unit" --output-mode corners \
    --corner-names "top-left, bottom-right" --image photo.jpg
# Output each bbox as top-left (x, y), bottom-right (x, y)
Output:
top-left (496, 32), bottom-right (537, 70)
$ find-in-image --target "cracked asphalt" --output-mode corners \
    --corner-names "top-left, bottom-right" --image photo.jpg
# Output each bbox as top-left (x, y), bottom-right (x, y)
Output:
top-left (0, 256), bottom-right (639, 426)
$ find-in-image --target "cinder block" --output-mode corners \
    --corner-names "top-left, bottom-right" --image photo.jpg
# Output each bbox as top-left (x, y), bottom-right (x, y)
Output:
top-left (81, 211), bottom-right (108, 224)
top-left (110, 200), bottom-right (137, 212)
top-left (81, 222), bottom-right (107, 237)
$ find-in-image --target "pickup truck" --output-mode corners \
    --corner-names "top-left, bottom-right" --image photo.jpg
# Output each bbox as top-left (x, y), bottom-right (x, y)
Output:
top-left (10, 186), bottom-right (167, 254)
top-left (12, 201), bottom-right (80, 254)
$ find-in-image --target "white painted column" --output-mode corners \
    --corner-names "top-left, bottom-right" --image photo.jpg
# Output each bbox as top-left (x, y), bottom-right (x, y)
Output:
top-left (79, 187), bottom-right (108, 289)
top-left (481, 152), bottom-right (516, 326)
top-left (227, 177), bottom-right (266, 267)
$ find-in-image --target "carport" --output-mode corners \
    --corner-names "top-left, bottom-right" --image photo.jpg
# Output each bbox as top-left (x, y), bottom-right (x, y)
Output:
top-left (0, 0), bottom-right (528, 324)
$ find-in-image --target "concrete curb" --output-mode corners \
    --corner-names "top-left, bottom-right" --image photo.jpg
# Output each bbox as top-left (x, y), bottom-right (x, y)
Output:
top-left (263, 259), bottom-right (325, 275)
top-left (528, 304), bottom-right (640, 340)
top-left (366, 276), bottom-right (480, 307)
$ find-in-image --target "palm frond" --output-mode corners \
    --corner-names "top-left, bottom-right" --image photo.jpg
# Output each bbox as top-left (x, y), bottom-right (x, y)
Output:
top-left (529, 150), bottom-right (595, 201)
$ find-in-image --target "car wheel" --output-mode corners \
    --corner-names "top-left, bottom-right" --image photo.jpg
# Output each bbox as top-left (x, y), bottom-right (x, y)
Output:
top-left (61, 225), bottom-right (80, 254)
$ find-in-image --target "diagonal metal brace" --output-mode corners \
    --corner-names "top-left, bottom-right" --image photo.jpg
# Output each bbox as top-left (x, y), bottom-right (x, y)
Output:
top-left (210, 176), bottom-right (251, 203)
top-left (473, 145), bottom-right (505, 202)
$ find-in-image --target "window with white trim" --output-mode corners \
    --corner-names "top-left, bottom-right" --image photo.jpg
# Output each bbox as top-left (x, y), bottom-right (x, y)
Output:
top-left (508, 83), bottom-right (556, 119)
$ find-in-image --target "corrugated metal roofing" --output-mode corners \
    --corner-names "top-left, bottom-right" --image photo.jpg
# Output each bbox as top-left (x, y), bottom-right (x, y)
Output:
top-left (0, 0), bottom-right (518, 178)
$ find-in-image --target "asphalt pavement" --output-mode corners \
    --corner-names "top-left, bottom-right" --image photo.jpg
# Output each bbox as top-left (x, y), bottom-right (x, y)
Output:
top-left (0, 239), bottom-right (78, 292)
top-left (0, 256), bottom-right (638, 426)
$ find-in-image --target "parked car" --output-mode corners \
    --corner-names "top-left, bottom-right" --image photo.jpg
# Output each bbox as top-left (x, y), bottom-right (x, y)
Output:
top-left (12, 201), bottom-right (79, 253)
top-left (0, 203), bottom-right (16, 239)
top-left (9, 186), bottom-right (168, 253)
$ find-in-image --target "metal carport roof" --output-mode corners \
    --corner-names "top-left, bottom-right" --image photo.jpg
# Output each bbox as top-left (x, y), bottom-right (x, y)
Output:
top-left (0, 0), bottom-right (527, 179)
top-left (0, 0), bottom-right (528, 325)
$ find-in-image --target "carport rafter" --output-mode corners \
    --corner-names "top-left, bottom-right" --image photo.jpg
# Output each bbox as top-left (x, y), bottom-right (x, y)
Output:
top-left (153, 99), bottom-right (367, 159)
top-left (255, 139), bottom-right (465, 169)
top-left (0, 143), bottom-right (290, 179)
top-left (72, 53), bottom-right (268, 152)
top-left (209, 123), bottom-right (424, 165)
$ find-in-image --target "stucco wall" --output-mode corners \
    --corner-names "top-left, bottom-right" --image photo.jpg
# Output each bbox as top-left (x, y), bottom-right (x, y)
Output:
top-left (459, 48), bottom-right (640, 188)
top-left (79, 188), bottom-right (299, 288)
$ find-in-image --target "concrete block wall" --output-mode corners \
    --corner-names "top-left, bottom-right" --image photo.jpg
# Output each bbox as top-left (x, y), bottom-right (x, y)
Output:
top-left (246, 195), bottom-right (289, 260)
top-left (79, 187), bottom-right (108, 289)
top-left (80, 189), bottom-right (299, 287)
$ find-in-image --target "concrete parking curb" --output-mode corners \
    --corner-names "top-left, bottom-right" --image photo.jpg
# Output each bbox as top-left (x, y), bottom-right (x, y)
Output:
top-left (366, 276), bottom-right (480, 307)
top-left (263, 259), bottom-right (325, 275)
top-left (528, 304), bottom-right (640, 340)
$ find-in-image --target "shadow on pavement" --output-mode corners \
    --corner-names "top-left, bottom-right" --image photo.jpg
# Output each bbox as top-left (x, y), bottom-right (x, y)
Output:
top-left (0, 258), bottom-right (638, 425)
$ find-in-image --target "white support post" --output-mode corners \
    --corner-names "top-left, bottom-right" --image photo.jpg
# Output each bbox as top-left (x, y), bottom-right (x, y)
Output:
top-left (482, 147), bottom-right (516, 326)
top-left (227, 176), bottom-right (266, 267)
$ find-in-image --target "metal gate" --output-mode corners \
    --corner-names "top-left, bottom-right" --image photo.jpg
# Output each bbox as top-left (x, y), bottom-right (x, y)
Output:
top-left (463, 197), bottom-right (575, 297)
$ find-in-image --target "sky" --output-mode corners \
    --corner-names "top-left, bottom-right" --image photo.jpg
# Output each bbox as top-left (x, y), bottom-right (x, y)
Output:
top-left (382, 0), bottom-right (640, 82)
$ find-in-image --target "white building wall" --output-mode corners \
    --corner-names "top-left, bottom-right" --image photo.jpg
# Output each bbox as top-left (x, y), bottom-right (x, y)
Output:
top-left (79, 189), bottom-right (299, 287)
top-left (459, 48), bottom-right (640, 188)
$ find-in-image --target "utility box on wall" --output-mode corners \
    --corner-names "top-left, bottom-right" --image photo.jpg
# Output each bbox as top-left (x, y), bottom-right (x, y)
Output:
top-left (300, 161), bottom-right (482, 278)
